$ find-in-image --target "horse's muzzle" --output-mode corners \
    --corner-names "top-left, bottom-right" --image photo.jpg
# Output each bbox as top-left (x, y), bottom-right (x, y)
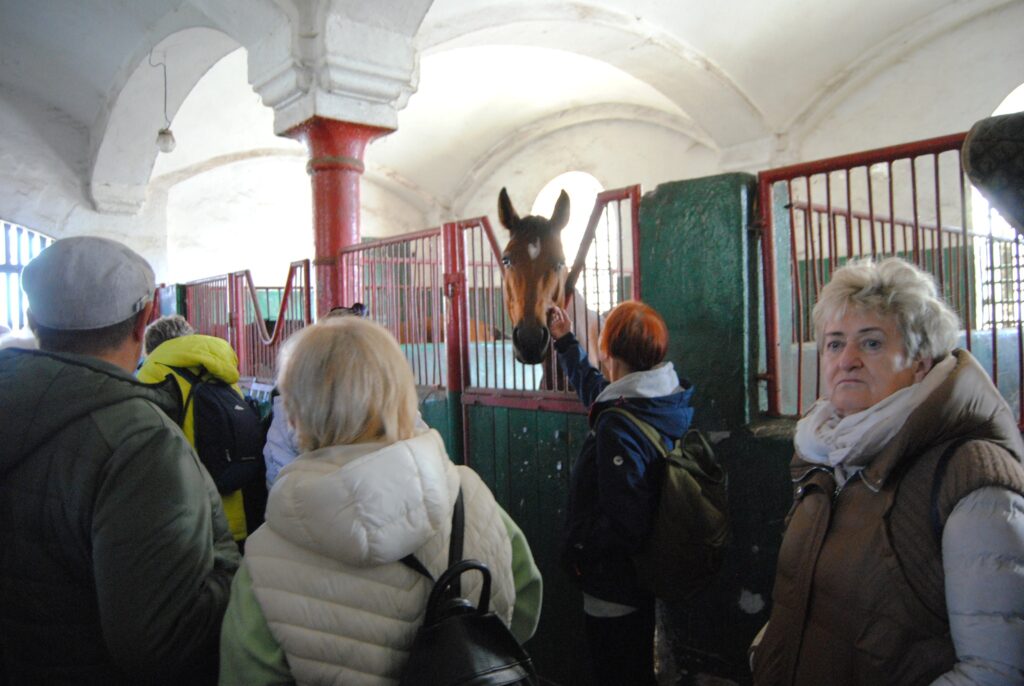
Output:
top-left (512, 324), bottom-right (550, 364)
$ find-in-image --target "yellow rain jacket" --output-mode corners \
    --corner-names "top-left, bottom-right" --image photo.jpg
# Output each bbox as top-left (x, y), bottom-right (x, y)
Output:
top-left (139, 334), bottom-right (256, 543)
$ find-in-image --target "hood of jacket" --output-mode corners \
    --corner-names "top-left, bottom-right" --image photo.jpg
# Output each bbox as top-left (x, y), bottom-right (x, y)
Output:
top-left (264, 428), bottom-right (458, 567)
top-left (138, 334), bottom-right (239, 384)
top-left (792, 349), bottom-right (1024, 487)
top-left (0, 348), bottom-right (180, 478)
top-left (590, 362), bottom-right (695, 441)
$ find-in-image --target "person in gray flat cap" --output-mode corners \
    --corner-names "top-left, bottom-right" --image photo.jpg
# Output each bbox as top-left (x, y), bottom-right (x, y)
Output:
top-left (0, 236), bottom-right (240, 686)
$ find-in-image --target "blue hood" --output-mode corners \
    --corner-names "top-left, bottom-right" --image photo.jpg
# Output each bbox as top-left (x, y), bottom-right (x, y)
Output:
top-left (590, 378), bottom-right (695, 442)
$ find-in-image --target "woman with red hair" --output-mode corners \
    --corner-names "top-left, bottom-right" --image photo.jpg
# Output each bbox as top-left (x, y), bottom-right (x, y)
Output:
top-left (548, 300), bottom-right (694, 686)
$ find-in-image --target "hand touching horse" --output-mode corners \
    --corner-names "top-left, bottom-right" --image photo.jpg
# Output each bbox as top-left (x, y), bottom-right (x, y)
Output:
top-left (498, 187), bottom-right (601, 374)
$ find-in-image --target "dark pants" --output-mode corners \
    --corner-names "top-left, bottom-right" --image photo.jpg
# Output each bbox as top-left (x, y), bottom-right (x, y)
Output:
top-left (584, 600), bottom-right (657, 686)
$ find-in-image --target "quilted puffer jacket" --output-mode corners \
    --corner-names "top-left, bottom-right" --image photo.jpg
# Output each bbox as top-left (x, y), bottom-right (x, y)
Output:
top-left (225, 429), bottom-right (518, 686)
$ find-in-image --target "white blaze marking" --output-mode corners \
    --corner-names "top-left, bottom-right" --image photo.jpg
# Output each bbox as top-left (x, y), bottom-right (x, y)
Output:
top-left (528, 239), bottom-right (541, 261)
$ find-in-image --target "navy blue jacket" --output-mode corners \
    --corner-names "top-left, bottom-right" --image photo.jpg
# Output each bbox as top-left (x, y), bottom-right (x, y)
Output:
top-left (555, 333), bottom-right (694, 606)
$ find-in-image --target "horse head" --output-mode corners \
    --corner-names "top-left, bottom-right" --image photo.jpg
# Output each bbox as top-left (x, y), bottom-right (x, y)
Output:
top-left (498, 187), bottom-right (570, 364)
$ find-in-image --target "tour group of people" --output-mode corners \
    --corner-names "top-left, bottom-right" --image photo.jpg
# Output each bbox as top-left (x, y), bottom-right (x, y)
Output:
top-left (0, 234), bottom-right (1022, 685)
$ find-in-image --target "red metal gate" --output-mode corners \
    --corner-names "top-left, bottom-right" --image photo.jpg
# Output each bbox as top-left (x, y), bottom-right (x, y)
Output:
top-left (758, 132), bottom-right (1024, 424)
top-left (183, 259), bottom-right (312, 380)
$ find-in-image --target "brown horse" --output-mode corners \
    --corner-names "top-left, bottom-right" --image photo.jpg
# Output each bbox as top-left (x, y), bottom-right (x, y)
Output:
top-left (498, 187), bottom-right (601, 369)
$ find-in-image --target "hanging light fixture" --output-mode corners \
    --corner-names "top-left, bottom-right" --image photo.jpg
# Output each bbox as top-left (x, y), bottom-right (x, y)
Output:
top-left (150, 51), bottom-right (176, 153)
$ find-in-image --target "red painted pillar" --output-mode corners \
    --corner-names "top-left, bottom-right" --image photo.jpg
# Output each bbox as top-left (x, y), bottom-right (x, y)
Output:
top-left (286, 116), bottom-right (392, 317)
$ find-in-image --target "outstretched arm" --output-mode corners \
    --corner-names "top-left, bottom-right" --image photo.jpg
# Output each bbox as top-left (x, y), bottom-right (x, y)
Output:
top-left (550, 306), bottom-right (608, 406)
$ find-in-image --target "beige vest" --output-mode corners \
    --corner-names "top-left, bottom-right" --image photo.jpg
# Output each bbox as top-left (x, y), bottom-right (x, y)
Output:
top-left (753, 351), bottom-right (1024, 685)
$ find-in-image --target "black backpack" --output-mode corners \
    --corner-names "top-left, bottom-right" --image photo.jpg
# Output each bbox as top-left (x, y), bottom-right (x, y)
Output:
top-left (168, 365), bottom-right (267, 498)
top-left (399, 490), bottom-right (539, 686)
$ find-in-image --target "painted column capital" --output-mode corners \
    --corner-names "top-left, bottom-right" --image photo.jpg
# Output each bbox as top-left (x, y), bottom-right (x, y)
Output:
top-left (249, 15), bottom-right (420, 136)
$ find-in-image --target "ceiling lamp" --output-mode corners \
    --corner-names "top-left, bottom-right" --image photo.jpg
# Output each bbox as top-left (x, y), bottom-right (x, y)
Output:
top-left (150, 51), bottom-right (176, 153)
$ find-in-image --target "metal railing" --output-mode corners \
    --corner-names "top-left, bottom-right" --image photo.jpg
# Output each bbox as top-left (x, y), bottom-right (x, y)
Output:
top-left (1, 221), bottom-right (53, 330)
top-left (758, 132), bottom-right (1024, 423)
top-left (339, 228), bottom-right (446, 388)
top-left (183, 260), bottom-right (312, 381)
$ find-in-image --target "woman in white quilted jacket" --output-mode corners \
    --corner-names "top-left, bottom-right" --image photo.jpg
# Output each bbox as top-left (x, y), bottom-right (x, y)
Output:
top-left (219, 317), bottom-right (542, 686)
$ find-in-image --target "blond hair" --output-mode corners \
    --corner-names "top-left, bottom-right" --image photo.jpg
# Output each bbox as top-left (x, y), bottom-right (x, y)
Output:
top-left (278, 317), bottom-right (418, 450)
top-left (812, 257), bottom-right (960, 360)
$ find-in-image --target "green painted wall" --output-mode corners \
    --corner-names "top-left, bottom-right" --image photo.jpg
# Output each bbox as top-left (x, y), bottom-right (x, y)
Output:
top-left (639, 174), bottom-right (758, 430)
top-left (464, 403), bottom-right (592, 685)
top-left (639, 174), bottom-right (794, 684)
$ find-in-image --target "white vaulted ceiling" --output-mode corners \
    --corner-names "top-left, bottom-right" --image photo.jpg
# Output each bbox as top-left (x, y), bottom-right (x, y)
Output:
top-left (0, 0), bottom-right (1020, 282)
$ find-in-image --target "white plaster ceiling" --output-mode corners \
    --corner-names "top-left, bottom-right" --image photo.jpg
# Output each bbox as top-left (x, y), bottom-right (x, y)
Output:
top-left (0, 0), bottom-right (1017, 222)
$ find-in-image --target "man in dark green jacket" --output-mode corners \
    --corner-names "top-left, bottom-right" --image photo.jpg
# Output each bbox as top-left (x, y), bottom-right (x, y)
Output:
top-left (0, 236), bottom-right (240, 685)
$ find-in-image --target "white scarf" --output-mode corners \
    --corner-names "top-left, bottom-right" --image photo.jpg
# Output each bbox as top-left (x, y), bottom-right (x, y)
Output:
top-left (794, 355), bottom-right (955, 486)
top-left (594, 361), bottom-right (681, 403)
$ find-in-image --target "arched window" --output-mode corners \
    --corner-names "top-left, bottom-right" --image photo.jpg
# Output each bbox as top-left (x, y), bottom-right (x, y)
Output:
top-left (532, 171), bottom-right (618, 310)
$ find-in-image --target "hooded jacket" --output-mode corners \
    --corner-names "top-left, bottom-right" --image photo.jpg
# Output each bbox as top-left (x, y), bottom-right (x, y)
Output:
top-left (752, 350), bottom-right (1024, 685)
top-left (555, 332), bottom-right (694, 606)
top-left (0, 348), bottom-right (240, 685)
top-left (219, 429), bottom-right (538, 686)
top-left (138, 334), bottom-right (266, 541)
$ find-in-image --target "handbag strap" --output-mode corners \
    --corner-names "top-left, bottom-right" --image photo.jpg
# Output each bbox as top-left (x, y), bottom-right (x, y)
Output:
top-left (401, 488), bottom-right (465, 596)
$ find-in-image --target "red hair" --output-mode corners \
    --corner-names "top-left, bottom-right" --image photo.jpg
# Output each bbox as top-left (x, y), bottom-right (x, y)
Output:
top-left (599, 300), bottom-right (669, 372)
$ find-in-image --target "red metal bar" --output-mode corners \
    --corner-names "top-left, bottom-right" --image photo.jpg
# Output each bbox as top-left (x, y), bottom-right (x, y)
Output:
top-left (443, 222), bottom-right (466, 394)
top-left (628, 185), bottom-right (642, 299)
top-left (934, 154), bottom-right (945, 292)
top-left (758, 133), bottom-right (968, 184)
top-left (462, 388), bottom-right (587, 414)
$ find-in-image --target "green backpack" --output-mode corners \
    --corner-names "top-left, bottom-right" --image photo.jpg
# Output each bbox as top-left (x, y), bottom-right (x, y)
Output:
top-left (601, 407), bottom-right (731, 602)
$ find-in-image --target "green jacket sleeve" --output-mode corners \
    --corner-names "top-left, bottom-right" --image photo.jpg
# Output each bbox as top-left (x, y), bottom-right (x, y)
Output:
top-left (91, 403), bottom-right (241, 682)
top-left (498, 506), bottom-right (543, 643)
top-left (219, 563), bottom-right (294, 686)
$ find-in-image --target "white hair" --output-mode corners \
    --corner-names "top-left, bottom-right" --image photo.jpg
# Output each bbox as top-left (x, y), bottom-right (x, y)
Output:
top-left (812, 257), bottom-right (960, 360)
top-left (278, 317), bottom-right (418, 451)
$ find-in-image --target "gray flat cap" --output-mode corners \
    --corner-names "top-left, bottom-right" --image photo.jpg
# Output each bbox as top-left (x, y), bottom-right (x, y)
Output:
top-left (22, 236), bottom-right (156, 330)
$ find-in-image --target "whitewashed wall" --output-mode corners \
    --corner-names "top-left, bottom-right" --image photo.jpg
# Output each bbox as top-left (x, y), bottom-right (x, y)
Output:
top-left (1, 3), bottom-right (1021, 289)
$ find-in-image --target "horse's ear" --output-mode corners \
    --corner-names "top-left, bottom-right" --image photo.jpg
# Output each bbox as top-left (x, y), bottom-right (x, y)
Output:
top-left (550, 190), bottom-right (570, 232)
top-left (498, 187), bottom-right (519, 231)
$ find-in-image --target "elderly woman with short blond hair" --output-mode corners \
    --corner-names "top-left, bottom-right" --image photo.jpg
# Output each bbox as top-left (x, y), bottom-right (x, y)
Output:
top-left (219, 317), bottom-right (542, 686)
top-left (752, 257), bottom-right (1024, 686)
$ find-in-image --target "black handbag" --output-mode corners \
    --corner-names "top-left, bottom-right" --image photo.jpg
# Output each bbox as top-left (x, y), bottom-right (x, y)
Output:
top-left (399, 489), bottom-right (539, 686)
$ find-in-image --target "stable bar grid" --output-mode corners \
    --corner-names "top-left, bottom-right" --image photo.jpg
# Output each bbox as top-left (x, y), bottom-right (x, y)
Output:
top-left (183, 260), bottom-right (312, 382)
top-left (339, 229), bottom-right (445, 389)
top-left (460, 186), bottom-right (641, 412)
top-left (758, 133), bottom-right (1024, 425)
top-left (1, 221), bottom-right (53, 331)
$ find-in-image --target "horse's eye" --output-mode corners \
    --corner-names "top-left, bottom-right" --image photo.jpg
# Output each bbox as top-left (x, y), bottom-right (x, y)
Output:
top-left (554, 261), bottom-right (565, 271)
top-left (501, 255), bottom-right (512, 268)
